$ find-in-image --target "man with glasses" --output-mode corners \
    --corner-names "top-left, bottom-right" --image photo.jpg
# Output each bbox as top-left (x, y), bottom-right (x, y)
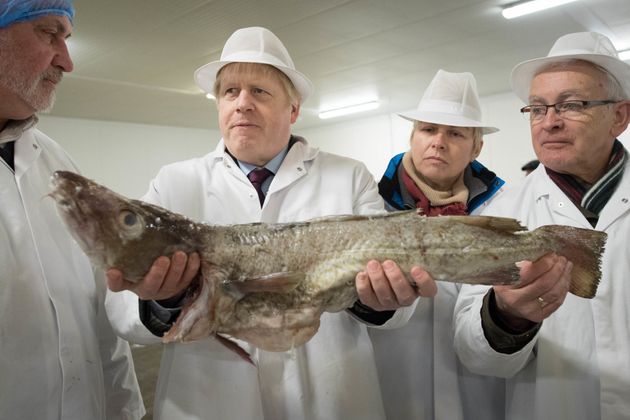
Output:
top-left (453, 32), bottom-right (630, 419)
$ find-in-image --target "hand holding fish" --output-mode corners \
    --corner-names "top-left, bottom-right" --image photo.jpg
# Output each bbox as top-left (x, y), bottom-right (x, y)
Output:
top-left (493, 253), bottom-right (573, 327)
top-left (106, 251), bottom-right (201, 301)
top-left (356, 260), bottom-right (437, 311)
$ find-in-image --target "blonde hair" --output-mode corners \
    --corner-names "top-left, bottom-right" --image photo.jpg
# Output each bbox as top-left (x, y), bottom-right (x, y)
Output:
top-left (213, 62), bottom-right (301, 105)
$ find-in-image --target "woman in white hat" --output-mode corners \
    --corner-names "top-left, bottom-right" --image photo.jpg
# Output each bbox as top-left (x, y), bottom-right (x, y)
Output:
top-left (369, 69), bottom-right (506, 420)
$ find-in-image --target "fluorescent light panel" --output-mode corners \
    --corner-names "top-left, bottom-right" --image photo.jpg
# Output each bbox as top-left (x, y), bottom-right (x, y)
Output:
top-left (502, 0), bottom-right (579, 19)
top-left (318, 101), bottom-right (380, 119)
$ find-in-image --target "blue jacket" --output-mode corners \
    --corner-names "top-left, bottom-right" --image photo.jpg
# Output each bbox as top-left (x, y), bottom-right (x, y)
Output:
top-left (378, 152), bottom-right (504, 213)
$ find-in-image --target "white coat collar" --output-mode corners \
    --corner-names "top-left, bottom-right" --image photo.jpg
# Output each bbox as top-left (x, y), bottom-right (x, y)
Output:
top-left (0, 116), bottom-right (37, 145)
top-left (12, 125), bottom-right (43, 179)
top-left (211, 135), bottom-right (320, 205)
top-left (268, 136), bottom-right (319, 196)
top-left (597, 157), bottom-right (630, 230)
top-left (528, 166), bottom-right (592, 228)
top-left (528, 161), bottom-right (630, 229)
top-left (210, 135), bottom-right (319, 162)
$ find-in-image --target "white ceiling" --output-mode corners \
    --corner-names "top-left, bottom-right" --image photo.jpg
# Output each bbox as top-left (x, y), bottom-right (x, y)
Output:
top-left (50, 0), bottom-right (630, 130)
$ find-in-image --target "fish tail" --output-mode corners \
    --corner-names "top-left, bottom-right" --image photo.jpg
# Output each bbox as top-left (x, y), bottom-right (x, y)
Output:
top-left (536, 225), bottom-right (607, 299)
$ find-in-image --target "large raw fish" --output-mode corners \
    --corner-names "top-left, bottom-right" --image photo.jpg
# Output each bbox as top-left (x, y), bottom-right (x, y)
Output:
top-left (49, 171), bottom-right (606, 357)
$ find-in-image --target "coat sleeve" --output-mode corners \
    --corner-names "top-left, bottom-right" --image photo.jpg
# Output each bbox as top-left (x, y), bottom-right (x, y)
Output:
top-left (94, 270), bottom-right (147, 419)
top-left (352, 162), bottom-right (387, 215)
top-left (453, 283), bottom-right (537, 378)
top-left (104, 285), bottom-right (162, 345)
top-left (368, 299), bottom-right (419, 329)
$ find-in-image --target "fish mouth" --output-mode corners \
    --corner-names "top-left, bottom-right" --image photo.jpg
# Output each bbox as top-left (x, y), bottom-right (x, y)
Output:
top-left (49, 171), bottom-right (101, 250)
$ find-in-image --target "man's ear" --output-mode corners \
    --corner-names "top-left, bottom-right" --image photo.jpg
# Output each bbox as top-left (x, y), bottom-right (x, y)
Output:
top-left (611, 101), bottom-right (630, 138)
top-left (290, 103), bottom-right (300, 124)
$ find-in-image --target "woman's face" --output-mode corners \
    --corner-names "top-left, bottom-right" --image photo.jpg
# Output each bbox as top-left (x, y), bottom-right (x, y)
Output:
top-left (409, 122), bottom-right (481, 190)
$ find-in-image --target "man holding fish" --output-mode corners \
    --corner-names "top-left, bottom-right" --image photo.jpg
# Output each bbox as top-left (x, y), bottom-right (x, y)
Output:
top-left (454, 32), bottom-right (630, 419)
top-left (0, 1), bottom-right (144, 419)
top-left (105, 26), bottom-right (433, 420)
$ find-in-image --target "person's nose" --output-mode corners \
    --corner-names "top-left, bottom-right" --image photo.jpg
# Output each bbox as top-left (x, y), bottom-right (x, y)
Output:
top-left (52, 39), bottom-right (74, 73)
top-left (431, 131), bottom-right (447, 149)
top-left (236, 90), bottom-right (254, 112)
top-left (539, 106), bottom-right (564, 131)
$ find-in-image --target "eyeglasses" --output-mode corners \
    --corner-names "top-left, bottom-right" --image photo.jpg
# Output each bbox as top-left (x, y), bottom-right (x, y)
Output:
top-left (520, 100), bottom-right (618, 123)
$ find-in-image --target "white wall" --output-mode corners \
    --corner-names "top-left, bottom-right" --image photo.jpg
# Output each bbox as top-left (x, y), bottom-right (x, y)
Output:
top-left (303, 91), bottom-right (630, 186)
top-left (299, 113), bottom-right (409, 182)
top-left (301, 91), bottom-right (534, 186)
top-left (38, 116), bottom-right (219, 198)
top-left (38, 92), bottom-right (630, 199)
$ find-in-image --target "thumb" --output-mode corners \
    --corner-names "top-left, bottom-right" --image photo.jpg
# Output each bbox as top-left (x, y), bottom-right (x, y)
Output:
top-left (106, 268), bottom-right (125, 292)
top-left (514, 260), bottom-right (536, 287)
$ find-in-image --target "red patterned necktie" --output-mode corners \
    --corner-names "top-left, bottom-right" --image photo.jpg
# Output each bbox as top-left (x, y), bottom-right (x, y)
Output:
top-left (247, 168), bottom-right (273, 205)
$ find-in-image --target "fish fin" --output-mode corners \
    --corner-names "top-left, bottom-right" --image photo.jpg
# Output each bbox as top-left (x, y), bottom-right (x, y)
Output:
top-left (225, 272), bottom-right (304, 294)
top-left (441, 215), bottom-right (527, 234)
top-left (214, 334), bottom-right (255, 365)
top-left (458, 265), bottom-right (522, 286)
top-left (306, 214), bottom-right (373, 223)
top-left (535, 225), bottom-right (607, 299)
top-left (229, 315), bottom-right (322, 352)
top-left (163, 262), bottom-right (221, 343)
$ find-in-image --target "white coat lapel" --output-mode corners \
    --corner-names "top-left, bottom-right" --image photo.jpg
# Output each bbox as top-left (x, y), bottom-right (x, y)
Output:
top-left (14, 130), bottom-right (42, 180)
top-left (596, 160), bottom-right (630, 231)
top-left (266, 139), bottom-right (315, 199)
top-left (538, 170), bottom-right (593, 229)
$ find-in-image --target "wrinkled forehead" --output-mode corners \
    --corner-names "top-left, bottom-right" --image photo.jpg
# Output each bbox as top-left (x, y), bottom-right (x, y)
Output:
top-left (530, 60), bottom-right (609, 99)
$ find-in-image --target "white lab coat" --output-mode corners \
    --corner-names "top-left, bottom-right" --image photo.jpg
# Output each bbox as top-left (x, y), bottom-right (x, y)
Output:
top-left (369, 196), bottom-right (506, 420)
top-left (454, 163), bottom-right (630, 420)
top-left (106, 138), bottom-right (416, 420)
top-left (0, 125), bottom-right (144, 419)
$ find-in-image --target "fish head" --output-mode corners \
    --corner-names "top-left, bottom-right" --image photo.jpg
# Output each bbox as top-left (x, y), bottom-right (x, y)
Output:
top-left (50, 170), bottom-right (202, 282)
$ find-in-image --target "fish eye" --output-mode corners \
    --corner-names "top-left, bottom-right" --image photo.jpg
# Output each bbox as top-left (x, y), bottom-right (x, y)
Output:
top-left (116, 209), bottom-right (145, 240)
top-left (119, 210), bottom-right (138, 227)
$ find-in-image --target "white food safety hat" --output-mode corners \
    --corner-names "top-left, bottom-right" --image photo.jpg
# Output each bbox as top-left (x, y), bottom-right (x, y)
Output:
top-left (399, 69), bottom-right (499, 135)
top-left (510, 31), bottom-right (630, 103)
top-left (194, 26), bottom-right (313, 103)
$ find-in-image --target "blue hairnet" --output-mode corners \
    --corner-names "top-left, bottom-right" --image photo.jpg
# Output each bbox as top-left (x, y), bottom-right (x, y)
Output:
top-left (0, 0), bottom-right (74, 29)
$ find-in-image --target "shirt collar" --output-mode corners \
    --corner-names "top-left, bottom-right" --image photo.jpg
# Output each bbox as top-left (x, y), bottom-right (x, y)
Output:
top-left (237, 141), bottom-right (290, 176)
top-left (0, 116), bottom-right (38, 145)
